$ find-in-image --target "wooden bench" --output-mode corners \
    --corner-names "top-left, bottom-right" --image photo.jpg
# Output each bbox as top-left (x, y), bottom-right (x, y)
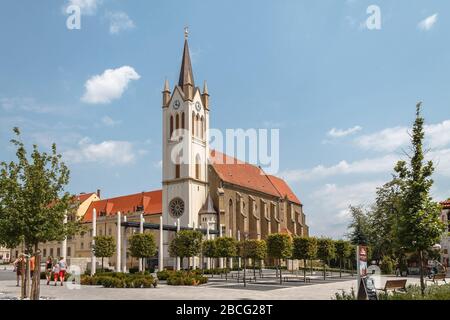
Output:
top-left (377, 279), bottom-right (407, 293)
top-left (426, 273), bottom-right (447, 284)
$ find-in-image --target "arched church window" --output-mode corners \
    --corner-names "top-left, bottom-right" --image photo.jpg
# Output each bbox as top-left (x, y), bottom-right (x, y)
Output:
top-left (175, 164), bottom-right (180, 179)
top-left (181, 112), bottom-right (185, 130)
top-left (176, 113), bottom-right (180, 130)
top-left (195, 155), bottom-right (201, 180)
top-left (196, 114), bottom-right (200, 138)
top-left (192, 112), bottom-right (195, 136)
top-left (200, 116), bottom-right (204, 140)
top-left (170, 115), bottom-right (174, 138)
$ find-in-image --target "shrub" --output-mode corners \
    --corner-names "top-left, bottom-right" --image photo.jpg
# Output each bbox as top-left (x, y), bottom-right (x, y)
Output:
top-left (334, 288), bottom-right (356, 300)
top-left (379, 284), bottom-right (450, 300)
top-left (157, 269), bottom-right (173, 280)
top-left (80, 272), bottom-right (156, 288)
top-left (165, 270), bottom-right (208, 286)
top-left (380, 257), bottom-right (395, 275)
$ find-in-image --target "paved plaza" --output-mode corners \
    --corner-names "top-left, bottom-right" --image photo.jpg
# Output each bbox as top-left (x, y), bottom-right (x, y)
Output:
top-left (0, 267), bottom-right (423, 300)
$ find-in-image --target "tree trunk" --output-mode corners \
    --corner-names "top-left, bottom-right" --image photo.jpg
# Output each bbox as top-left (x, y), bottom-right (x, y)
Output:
top-left (419, 250), bottom-right (425, 296)
top-left (310, 259), bottom-right (313, 275)
top-left (225, 258), bottom-right (228, 281)
top-left (339, 258), bottom-right (342, 278)
top-left (101, 257), bottom-right (104, 272)
top-left (323, 263), bottom-right (326, 280)
top-left (21, 257), bottom-right (26, 299)
top-left (30, 244), bottom-right (41, 300)
top-left (303, 259), bottom-right (307, 282)
top-left (279, 259), bottom-right (282, 284)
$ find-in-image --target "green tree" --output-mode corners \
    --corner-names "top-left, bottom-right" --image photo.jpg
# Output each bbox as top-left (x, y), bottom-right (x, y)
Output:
top-left (93, 236), bottom-right (116, 271)
top-left (317, 238), bottom-right (336, 280)
top-left (0, 127), bottom-right (80, 300)
top-left (293, 236), bottom-right (318, 280)
top-left (266, 233), bottom-right (293, 284)
top-left (215, 237), bottom-right (237, 280)
top-left (394, 103), bottom-right (445, 295)
top-left (238, 239), bottom-right (267, 277)
top-left (367, 178), bottom-right (404, 263)
top-left (334, 240), bottom-right (351, 278)
top-left (347, 206), bottom-right (370, 245)
top-left (129, 233), bottom-right (157, 272)
top-left (169, 230), bottom-right (203, 270)
top-left (202, 239), bottom-right (217, 270)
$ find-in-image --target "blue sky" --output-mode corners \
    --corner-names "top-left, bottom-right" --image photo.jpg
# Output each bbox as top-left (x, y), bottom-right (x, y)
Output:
top-left (1, 0), bottom-right (449, 239)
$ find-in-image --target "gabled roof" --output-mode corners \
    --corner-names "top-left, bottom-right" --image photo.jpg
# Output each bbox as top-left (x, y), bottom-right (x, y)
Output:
top-left (210, 150), bottom-right (302, 205)
top-left (76, 192), bottom-right (96, 203)
top-left (83, 190), bottom-right (162, 222)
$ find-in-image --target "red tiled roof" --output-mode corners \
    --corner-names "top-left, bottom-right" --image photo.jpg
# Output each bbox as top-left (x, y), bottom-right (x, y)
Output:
top-left (210, 150), bottom-right (281, 199)
top-left (441, 200), bottom-right (450, 209)
top-left (210, 150), bottom-right (302, 205)
top-left (267, 175), bottom-right (302, 205)
top-left (83, 190), bottom-right (162, 222)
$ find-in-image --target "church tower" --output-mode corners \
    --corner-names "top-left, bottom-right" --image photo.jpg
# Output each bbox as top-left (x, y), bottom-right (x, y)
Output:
top-left (162, 30), bottom-right (210, 248)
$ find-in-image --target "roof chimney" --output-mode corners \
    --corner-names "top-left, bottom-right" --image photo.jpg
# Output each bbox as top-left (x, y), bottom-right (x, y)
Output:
top-left (97, 189), bottom-right (101, 198)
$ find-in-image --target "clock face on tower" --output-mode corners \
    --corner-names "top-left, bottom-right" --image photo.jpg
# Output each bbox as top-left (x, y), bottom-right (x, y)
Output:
top-left (173, 100), bottom-right (181, 110)
top-left (169, 198), bottom-right (185, 218)
top-left (195, 101), bottom-right (201, 112)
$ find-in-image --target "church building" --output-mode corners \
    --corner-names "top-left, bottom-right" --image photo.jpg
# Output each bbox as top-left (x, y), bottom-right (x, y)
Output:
top-left (160, 32), bottom-right (308, 266)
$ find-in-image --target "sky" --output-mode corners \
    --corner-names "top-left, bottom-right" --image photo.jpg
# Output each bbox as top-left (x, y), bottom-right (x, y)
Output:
top-left (1, 0), bottom-right (449, 239)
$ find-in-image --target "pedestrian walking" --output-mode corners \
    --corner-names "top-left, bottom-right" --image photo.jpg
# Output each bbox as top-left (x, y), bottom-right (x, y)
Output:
top-left (52, 262), bottom-right (60, 286)
top-left (45, 256), bottom-right (53, 285)
top-left (58, 257), bottom-right (67, 286)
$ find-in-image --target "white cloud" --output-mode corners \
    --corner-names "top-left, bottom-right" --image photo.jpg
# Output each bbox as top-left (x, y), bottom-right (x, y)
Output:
top-left (107, 11), bottom-right (135, 34)
top-left (328, 125), bottom-right (362, 138)
top-left (81, 66), bottom-right (140, 104)
top-left (355, 126), bottom-right (409, 152)
top-left (101, 115), bottom-right (121, 127)
top-left (418, 14), bottom-right (438, 31)
top-left (355, 120), bottom-right (450, 152)
top-left (281, 154), bottom-right (397, 182)
top-left (66, 0), bottom-right (102, 15)
top-left (64, 137), bottom-right (136, 165)
top-left (429, 148), bottom-right (450, 178)
top-left (307, 180), bottom-right (383, 238)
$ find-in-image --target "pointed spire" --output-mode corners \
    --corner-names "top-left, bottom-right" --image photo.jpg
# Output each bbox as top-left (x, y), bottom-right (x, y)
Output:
top-left (163, 78), bottom-right (170, 92)
top-left (202, 81), bottom-right (209, 95)
top-left (178, 38), bottom-right (195, 88)
top-left (199, 194), bottom-right (216, 215)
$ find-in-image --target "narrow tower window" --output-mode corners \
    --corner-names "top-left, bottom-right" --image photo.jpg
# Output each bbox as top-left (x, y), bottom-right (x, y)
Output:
top-left (192, 112), bottom-right (195, 136)
top-left (170, 116), bottom-right (174, 138)
top-left (175, 164), bottom-right (180, 179)
top-left (200, 116), bottom-right (204, 140)
top-left (195, 155), bottom-right (201, 180)
top-left (181, 112), bottom-right (185, 130)
top-left (196, 114), bottom-right (200, 137)
top-left (176, 114), bottom-right (180, 130)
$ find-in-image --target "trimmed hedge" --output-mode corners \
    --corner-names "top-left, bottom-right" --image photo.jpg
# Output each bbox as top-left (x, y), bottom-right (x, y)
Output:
top-left (157, 270), bottom-right (207, 286)
top-left (80, 272), bottom-right (157, 288)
